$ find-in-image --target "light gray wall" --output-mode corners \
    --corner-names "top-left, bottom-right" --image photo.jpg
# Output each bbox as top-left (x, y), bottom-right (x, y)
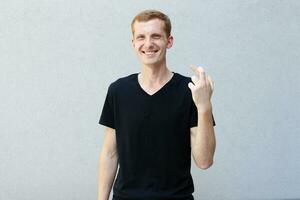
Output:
top-left (1, 0), bottom-right (299, 199)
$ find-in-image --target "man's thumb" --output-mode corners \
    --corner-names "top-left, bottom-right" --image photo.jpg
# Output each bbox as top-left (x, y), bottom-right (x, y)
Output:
top-left (188, 82), bottom-right (194, 90)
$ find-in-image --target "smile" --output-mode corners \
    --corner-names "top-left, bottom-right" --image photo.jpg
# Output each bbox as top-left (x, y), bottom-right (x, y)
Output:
top-left (141, 50), bottom-right (159, 55)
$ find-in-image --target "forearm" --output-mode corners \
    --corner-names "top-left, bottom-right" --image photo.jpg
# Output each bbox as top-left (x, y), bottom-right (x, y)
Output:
top-left (98, 150), bottom-right (118, 200)
top-left (193, 109), bottom-right (216, 168)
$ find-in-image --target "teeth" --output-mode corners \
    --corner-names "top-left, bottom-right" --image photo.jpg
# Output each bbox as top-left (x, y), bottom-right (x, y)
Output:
top-left (144, 51), bottom-right (157, 55)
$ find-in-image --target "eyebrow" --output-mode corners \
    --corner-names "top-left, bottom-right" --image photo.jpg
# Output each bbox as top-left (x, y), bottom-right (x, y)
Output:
top-left (135, 33), bottom-right (162, 37)
top-left (136, 34), bottom-right (144, 37)
top-left (151, 33), bottom-right (161, 37)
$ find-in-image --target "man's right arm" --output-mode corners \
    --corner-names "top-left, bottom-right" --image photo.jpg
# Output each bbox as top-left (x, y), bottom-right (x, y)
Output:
top-left (98, 127), bottom-right (118, 200)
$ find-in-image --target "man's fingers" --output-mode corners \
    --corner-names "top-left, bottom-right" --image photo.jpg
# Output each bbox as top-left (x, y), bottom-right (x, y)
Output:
top-left (207, 75), bottom-right (214, 91)
top-left (188, 82), bottom-right (195, 90)
top-left (190, 65), bottom-right (199, 76)
top-left (191, 75), bottom-right (199, 85)
top-left (197, 67), bottom-right (206, 83)
top-left (190, 65), bottom-right (206, 82)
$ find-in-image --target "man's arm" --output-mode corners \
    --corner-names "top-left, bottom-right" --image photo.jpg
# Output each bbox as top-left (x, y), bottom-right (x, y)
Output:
top-left (98, 127), bottom-right (118, 200)
top-left (188, 65), bottom-right (216, 170)
top-left (190, 107), bottom-right (216, 169)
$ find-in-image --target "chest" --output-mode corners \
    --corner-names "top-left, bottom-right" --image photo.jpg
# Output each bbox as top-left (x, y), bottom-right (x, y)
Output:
top-left (115, 86), bottom-right (192, 130)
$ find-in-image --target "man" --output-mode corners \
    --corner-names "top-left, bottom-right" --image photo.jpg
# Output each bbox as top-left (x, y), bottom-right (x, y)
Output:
top-left (98, 10), bottom-right (216, 200)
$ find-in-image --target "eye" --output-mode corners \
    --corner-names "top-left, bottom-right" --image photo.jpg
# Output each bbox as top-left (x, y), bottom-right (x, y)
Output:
top-left (136, 35), bottom-right (144, 40)
top-left (152, 34), bottom-right (161, 39)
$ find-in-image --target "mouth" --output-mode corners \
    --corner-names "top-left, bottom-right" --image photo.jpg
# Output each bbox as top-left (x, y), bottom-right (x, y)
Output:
top-left (141, 50), bottom-right (159, 55)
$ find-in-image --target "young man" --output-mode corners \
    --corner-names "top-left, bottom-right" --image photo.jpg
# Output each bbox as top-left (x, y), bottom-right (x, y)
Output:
top-left (98, 10), bottom-right (216, 200)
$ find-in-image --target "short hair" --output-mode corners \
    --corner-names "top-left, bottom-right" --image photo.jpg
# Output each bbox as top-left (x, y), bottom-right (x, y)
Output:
top-left (131, 10), bottom-right (172, 37)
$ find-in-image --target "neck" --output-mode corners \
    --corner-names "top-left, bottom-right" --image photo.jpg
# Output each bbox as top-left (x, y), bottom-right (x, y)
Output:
top-left (139, 61), bottom-right (173, 87)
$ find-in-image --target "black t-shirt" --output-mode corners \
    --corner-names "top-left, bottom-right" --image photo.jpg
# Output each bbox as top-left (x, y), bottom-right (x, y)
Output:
top-left (99, 72), bottom-right (216, 200)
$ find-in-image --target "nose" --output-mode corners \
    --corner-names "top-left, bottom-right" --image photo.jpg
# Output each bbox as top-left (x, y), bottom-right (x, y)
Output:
top-left (144, 37), bottom-right (154, 48)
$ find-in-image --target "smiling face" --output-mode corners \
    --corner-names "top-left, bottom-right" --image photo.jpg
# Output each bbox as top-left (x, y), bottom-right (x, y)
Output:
top-left (132, 19), bottom-right (173, 67)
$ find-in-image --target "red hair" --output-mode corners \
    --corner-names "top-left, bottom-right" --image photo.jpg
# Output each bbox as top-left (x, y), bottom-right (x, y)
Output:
top-left (131, 10), bottom-right (172, 37)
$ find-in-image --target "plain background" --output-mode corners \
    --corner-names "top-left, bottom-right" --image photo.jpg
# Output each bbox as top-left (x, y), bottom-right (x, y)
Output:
top-left (1, 0), bottom-right (300, 199)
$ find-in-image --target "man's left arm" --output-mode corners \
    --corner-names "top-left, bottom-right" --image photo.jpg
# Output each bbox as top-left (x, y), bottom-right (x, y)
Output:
top-left (188, 65), bottom-right (216, 169)
top-left (190, 105), bottom-right (216, 169)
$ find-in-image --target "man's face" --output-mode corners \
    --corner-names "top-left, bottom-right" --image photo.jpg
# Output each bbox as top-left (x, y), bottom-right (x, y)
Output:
top-left (132, 19), bottom-right (173, 66)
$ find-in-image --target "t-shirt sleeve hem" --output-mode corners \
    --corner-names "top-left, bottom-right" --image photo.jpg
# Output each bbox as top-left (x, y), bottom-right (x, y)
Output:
top-left (99, 120), bottom-right (115, 129)
top-left (189, 114), bottom-right (216, 128)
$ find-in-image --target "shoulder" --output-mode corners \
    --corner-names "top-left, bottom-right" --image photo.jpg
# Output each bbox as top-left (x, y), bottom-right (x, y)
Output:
top-left (107, 73), bottom-right (138, 92)
top-left (172, 72), bottom-right (194, 99)
top-left (174, 72), bottom-right (191, 82)
top-left (173, 72), bottom-right (192, 87)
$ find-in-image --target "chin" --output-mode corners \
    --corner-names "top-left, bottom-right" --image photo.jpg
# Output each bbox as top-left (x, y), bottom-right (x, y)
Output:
top-left (141, 60), bottom-right (161, 66)
top-left (140, 57), bottom-right (164, 66)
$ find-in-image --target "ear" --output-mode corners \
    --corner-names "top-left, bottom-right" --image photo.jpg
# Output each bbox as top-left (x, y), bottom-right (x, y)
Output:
top-left (131, 38), bottom-right (135, 48)
top-left (166, 35), bottom-right (174, 49)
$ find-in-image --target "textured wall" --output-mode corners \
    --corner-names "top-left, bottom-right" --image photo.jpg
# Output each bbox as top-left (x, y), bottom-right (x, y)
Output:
top-left (1, 0), bottom-right (299, 199)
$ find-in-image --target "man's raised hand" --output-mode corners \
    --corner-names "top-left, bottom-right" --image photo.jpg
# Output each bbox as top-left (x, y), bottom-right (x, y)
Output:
top-left (188, 65), bottom-right (214, 113)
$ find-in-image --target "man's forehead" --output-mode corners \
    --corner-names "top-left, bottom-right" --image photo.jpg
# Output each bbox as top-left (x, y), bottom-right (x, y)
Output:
top-left (133, 19), bottom-right (165, 34)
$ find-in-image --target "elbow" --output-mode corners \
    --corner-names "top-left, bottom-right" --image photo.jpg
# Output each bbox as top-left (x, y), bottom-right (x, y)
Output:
top-left (100, 149), bottom-right (118, 160)
top-left (196, 159), bottom-right (213, 170)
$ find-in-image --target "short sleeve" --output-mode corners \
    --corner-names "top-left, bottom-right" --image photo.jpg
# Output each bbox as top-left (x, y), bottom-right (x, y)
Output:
top-left (99, 84), bottom-right (115, 129)
top-left (190, 101), bottom-right (216, 128)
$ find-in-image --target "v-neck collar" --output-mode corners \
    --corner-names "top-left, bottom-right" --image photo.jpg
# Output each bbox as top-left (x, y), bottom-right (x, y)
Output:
top-left (136, 72), bottom-right (176, 97)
